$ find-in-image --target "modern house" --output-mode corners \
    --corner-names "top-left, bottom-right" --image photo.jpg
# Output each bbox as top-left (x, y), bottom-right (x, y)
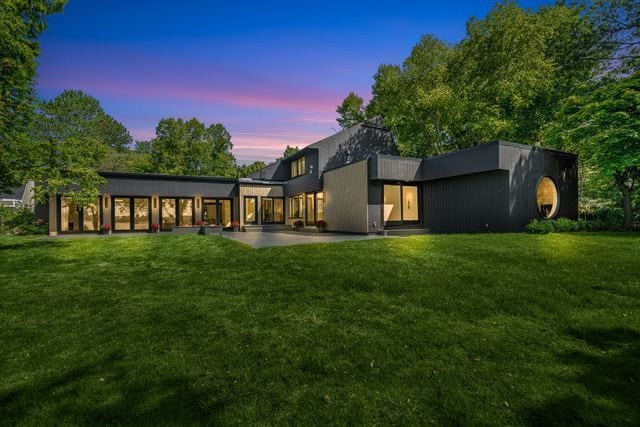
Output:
top-left (40, 118), bottom-right (578, 236)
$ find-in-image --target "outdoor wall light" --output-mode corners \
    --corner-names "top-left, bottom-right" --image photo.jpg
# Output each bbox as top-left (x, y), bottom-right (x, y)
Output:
top-left (104, 196), bottom-right (109, 209)
top-left (153, 198), bottom-right (157, 209)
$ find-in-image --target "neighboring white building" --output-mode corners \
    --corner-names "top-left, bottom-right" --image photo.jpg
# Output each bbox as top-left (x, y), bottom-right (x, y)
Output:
top-left (0, 181), bottom-right (35, 210)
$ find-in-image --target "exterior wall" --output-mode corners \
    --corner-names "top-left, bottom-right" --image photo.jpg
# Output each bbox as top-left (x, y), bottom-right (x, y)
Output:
top-left (369, 155), bottom-right (423, 181)
top-left (238, 184), bottom-right (284, 226)
top-left (322, 160), bottom-right (369, 233)
top-left (102, 195), bottom-right (112, 226)
top-left (500, 144), bottom-right (579, 231)
top-left (424, 170), bottom-right (511, 233)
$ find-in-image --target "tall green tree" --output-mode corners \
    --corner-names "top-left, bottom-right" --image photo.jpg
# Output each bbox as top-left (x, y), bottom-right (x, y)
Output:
top-left (365, 2), bottom-right (600, 156)
top-left (148, 118), bottom-right (236, 177)
top-left (27, 90), bottom-right (131, 207)
top-left (545, 72), bottom-right (640, 229)
top-left (280, 145), bottom-right (299, 159)
top-left (336, 92), bottom-right (366, 129)
top-left (236, 161), bottom-right (266, 178)
top-left (0, 0), bottom-right (66, 191)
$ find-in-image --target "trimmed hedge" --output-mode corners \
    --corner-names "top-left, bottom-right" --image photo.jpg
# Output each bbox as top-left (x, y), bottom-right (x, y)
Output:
top-left (526, 217), bottom-right (609, 234)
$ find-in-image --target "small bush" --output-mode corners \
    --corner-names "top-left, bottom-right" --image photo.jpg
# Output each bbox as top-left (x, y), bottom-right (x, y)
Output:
top-left (0, 206), bottom-right (47, 235)
top-left (527, 217), bottom-right (612, 234)
top-left (526, 219), bottom-right (554, 234)
top-left (592, 206), bottom-right (624, 230)
top-left (552, 217), bottom-right (580, 232)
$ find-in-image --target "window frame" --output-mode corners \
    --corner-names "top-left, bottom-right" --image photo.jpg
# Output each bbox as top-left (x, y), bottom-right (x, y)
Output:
top-left (202, 198), bottom-right (234, 228)
top-left (244, 196), bottom-right (258, 224)
top-left (288, 194), bottom-right (304, 219)
top-left (57, 196), bottom-right (103, 234)
top-left (159, 197), bottom-right (195, 231)
top-left (111, 196), bottom-right (152, 232)
top-left (536, 176), bottom-right (560, 219)
top-left (381, 182), bottom-right (421, 226)
top-left (290, 156), bottom-right (306, 179)
top-left (261, 197), bottom-right (285, 224)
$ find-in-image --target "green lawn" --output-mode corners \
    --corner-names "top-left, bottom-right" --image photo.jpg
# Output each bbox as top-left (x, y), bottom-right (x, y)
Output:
top-left (1, 233), bottom-right (639, 425)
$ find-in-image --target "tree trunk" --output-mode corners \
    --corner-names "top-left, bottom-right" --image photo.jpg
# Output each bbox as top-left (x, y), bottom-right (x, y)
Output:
top-left (622, 186), bottom-right (632, 231)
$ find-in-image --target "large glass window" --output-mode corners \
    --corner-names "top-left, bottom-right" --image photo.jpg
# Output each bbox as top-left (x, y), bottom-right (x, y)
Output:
top-left (244, 197), bottom-right (257, 224)
top-left (82, 200), bottom-right (100, 231)
top-left (536, 177), bottom-right (559, 218)
top-left (306, 193), bottom-right (315, 224)
top-left (274, 198), bottom-right (284, 223)
top-left (316, 192), bottom-right (324, 222)
top-left (133, 198), bottom-right (150, 230)
top-left (179, 199), bottom-right (193, 226)
top-left (290, 156), bottom-right (306, 178)
top-left (261, 197), bottom-right (284, 224)
top-left (60, 197), bottom-right (79, 232)
top-left (220, 199), bottom-right (232, 227)
top-left (383, 185), bottom-right (402, 222)
top-left (288, 194), bottom-right (303, 219)
top-left (403, 186), bottom-right (419, 221)
top-left (114, 197), bottom-right (131, 231)
top-left (161, 198), bottom-right (177, 230)
top-left (383, 184), bottom-right (419, 224)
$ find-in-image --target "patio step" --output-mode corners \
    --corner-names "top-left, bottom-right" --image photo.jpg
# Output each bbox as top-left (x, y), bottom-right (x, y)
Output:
top-left (380, 228), bottom-right (430, 236)
top-left (244, 225), bottom-right (290, 232)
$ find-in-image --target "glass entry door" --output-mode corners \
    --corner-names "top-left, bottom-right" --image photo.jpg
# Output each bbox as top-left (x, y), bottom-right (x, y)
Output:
top-left (202, 199), bottom-right (232, 227)
top-left (383, 184), bottom-right (420, 225)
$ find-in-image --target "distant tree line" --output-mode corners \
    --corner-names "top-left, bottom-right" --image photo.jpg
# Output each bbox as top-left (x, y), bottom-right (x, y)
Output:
top-left (336, 0), bottom-right (639, 229)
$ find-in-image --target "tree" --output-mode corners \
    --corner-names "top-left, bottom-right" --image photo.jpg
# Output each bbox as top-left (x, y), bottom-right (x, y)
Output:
top-left (585, 0), bottom-right (640, 75)
top-left (27, 90), bottom-right (126, 207)
top-left (544, 72), bottom-right (640, 229)
top-left (280, 145), bottom-right (299, 159)
top-left (365, 2), bottom-right (600, 157)
top-left (147, 118), bottom-right (236, 177)
top-left (0, 0), bottom-right (66, 192)
top-left (236, 161), bottom-right (266, 178)
top-left (336, 92), bottom-right (366, 129)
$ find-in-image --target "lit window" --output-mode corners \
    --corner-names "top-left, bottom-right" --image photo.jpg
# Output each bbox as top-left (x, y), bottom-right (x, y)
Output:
top-left (245, 197), bottom-right (257, 224)
top-left (290, 156), bottom-right (306, 178)
top-left (536, 177), bottom-right (559, 218)
top-left (288, 194), bottom-right (303, 219)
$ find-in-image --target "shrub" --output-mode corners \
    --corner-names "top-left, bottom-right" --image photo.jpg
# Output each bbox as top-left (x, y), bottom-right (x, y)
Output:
top-left (293, 220), bottom-right (304, 229)
top-left (0, 206), bottom-right (47, 235)
top-left (100, 224), bottom-right (112, 234)
top-left (151, 223), bottom-right (161, 232)
top-left (316, 220), bottom-right (327, 227)
top-left (231, 220), bottom-right (240, 229)
top-left (592, 206), bottom-right (624, 230)
top-left (525, 219), bottom-right (554, 234)
top-left (552, 217), bottom-right (580, 232)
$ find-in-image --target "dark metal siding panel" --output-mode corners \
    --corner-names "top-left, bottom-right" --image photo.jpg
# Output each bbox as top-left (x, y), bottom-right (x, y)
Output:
top-left (424, 170), bottom-right (510, 233)
top-left (283, 173), bottom-right (321, 197)
top-left (424, 143), bottom-right (501, 181)
top-left (319, 123), bottom-right (398, 172)
top-left (99, 177), bottom-right (238, 198)
top-left (369, 155), bottom-right (423, 181)
top-left (503, 145), bottom-right (578, 231)
top-left (248, 159), bottom-right (287, 180)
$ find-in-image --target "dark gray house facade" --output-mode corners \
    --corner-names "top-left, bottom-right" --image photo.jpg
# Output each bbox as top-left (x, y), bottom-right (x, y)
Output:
top-left (41, 118), bottom-right (578, 235)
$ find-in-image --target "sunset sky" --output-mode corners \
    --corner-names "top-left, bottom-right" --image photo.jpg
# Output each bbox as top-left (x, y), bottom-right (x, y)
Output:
top-left (36, 0), bottom-right (551, 163)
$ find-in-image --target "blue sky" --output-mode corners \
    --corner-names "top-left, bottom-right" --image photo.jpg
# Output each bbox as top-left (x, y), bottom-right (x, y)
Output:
top-left (36, 0), bottom-right (553, 162)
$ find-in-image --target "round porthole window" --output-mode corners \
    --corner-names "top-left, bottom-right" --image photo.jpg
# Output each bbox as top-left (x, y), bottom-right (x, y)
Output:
top-left (536, 176), bottom-right (559, 218)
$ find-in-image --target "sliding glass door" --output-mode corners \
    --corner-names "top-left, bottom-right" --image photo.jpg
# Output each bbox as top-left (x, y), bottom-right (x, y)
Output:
top-left (112, 196), bottom-right (152, 231)
top-left (383, 184), bottom-right (420, 225)
top-left (202, 199), bottom-right (232, 227)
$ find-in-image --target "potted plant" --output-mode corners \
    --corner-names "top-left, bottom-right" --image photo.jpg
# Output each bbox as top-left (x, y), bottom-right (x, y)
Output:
top-left (293, 220), bottom-right (304, 231)
top-left (231, 220), bottom-right (240, 231)
top-left (100, 223), bottom-right (112, 235)
top-left (151, 223), bottom-right (161, 234)
top-left (316, 220), bottom-right (327, 233)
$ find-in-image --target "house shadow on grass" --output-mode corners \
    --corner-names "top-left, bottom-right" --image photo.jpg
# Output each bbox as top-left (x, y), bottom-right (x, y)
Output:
top-left (524, 327), bottom-right (640, 425)
top-left (0, 238), bottom-right (64, 251)
top-left (0, 351), bottom-right (238, 424)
